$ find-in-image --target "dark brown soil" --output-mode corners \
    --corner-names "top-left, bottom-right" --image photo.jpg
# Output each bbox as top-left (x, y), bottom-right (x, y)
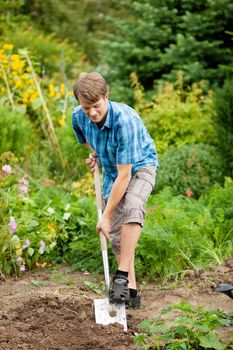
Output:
top-left (0, 257), bottom-right (232, 350)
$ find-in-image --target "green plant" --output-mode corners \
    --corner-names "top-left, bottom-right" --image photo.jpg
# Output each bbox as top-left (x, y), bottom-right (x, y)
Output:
top-left (199, 177), bottom-right (233, 262)
top-left (1, 26), bottom-right (86, 79)
top-left (0, 159), bottom-right (116, 276)
top-left (0, 45), bottom-right (72, 170)
top-left (131, 73), bottom-right (216, 156)
top-left (134, 301), bottom-right (233, 349)
top-left (51, 272), bottom-right (74, 286)
top-left (82, 280), bottom-right (105, 294)
top-left (212, 78), bottom-right (233, 175)
top-left (0, 104), bottom-right (34, 156)
top-left (28, 279), bottom-right (49, 287)
top-left (156, 144), bottom-right (225, 198)
top-left (56, 115), bottom-right (90, 179)
top-left (136, 182), bottom-right (233, 280)
top-left (101, 0), bottom-right (233, 93)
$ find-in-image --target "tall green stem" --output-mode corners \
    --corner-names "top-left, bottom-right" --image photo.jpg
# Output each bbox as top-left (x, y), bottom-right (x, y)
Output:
top-left (0, 62), bottom-right (15, 110)
top-left (21, 50), bottom-right (65, 169)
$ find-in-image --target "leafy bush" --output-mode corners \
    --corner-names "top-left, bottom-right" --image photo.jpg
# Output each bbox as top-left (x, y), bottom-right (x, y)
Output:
top-left (101, 0), bottom-right (233, 92)
top-left (1, 26), bottom-right (86, 79)
top-left (200, 177), bottom-right (233, 257)
top-left (56, 115), bottom-right (90, 179)
top-left (131, 73), bottom-right (216, 156)
top-left (212, 78), bottom-right (233, 175)
top-left (136, 183), bottom-right (233, 280)
top-left (0, 104), bottom-right (34, 156)
top-left (135, 301), bottom-right (233, 349)
top-left (0, 161), bottom-right (115, 276)
top-left (156, 144), bottom-right (225, 198)
top-left (0, 44), bottom-right (83, 176)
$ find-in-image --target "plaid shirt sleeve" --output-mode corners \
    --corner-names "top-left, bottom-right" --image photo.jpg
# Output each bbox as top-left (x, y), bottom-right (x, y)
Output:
top-left (116, 118), bottom-right (142, 164)
top-left (72, 112), bottom-right (86, 144)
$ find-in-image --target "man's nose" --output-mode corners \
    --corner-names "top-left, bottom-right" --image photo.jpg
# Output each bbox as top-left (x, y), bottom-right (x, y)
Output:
top-left (89, 107), bottom-right (97, 116)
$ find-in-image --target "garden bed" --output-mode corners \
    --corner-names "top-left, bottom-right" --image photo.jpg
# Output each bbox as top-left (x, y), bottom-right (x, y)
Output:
top-left (0, 258), bottom-right (232, 349)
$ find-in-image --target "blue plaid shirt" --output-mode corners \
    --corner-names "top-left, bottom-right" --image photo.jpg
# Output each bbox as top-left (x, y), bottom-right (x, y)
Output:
top-left (72, 101), bottom-right (159, 199)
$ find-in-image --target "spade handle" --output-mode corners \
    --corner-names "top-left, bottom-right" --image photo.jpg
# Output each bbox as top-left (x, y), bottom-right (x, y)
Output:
top-left (86, 158), bottom-right (110, 290)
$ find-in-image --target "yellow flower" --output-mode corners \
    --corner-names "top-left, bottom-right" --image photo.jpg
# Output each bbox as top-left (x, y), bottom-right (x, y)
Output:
top-left (55, 92), bottom-right (61, 99)
top-left (0, 86), bottom-right (6, 93)
top-left (12, 60), bottom-right (25, 72)
top-left (48, 82), bottom-right (55, 97)
top-left (23, 92), bottom-right (28, 104)
top-left (26, 66), bottom-right (31, 72)
top-left (60, 83), bottom-right (65, 95)
top-left (27, 78), bottom-right (34, 85)
top-left (58, 118), bottom-right (65, 126)
top-left (3, 44), bottom-right (13, 51)
top-left (20, 73), bottom-right (28, 80)
top-left (0, 55), bottom-right (8, 64)
top-left (11, 54), bottom-right (20, 61)
top-left (15, 79), bottom-right (23, 88)
top-left (29, 92), bottom-right (38, 103)
top-left (48, 222), bottom-right (57, 229)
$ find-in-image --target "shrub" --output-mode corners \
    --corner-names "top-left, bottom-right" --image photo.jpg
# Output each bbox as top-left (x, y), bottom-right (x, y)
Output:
top-left (56, 115), bottom-right (90, 179)
top-left (0, 161), bottom-right (115, 276)
top-left (212, 78), bottom-right (233, 175)
top-left (136, 188), bottom-right (211, 279)
top-left (131, 73), bottom-right (216, 156)
top-left (136, 183), bottom-right (233, 280)
top-left (0, 104), bottom-right (34, 157)
top-left (135, 302), bottom-right (232, 349)
top-left (200, 177), bottom-right (233, 251)
top-left (156, 144), bottom-right (225, 198)
top-left (1, 26), bottom-right (87, 79)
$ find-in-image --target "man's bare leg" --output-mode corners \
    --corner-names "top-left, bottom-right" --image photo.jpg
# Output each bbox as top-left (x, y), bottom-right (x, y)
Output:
top-left (116, 254), bottom-right (136, 289)
top-left (117, 222), bottom-right (141, 281)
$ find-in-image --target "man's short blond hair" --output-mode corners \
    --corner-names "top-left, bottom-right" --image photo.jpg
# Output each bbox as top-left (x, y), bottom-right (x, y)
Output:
top-left (73, 72), bottom-right (108, 104)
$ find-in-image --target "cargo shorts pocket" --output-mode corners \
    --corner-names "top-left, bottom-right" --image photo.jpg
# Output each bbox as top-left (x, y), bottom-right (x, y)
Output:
top-left (126, 167), bottom-right (156, 202)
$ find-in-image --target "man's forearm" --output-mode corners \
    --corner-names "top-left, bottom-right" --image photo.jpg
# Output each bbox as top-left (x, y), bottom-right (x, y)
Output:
top-left (103, 174), bottom-right (131, 219)
top-left (84, 142), bottom-right (94, 152)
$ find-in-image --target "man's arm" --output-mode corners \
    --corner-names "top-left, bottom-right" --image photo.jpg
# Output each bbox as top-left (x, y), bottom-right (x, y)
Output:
top-left (96, 163), bottom-right (132, 239)
top-left (84, 143), bottom-right (98, 173)
top-left (84, 142), bottom-right (94, 151)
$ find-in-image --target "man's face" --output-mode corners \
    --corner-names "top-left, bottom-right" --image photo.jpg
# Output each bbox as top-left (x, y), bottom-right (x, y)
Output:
top-left (79, 94), bottom-right (108, 124)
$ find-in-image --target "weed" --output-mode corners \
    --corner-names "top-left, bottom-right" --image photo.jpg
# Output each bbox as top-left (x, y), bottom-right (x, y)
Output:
top-left (82, 280), bottom-right (105, 295)
top-left (134, 301), bottom-right (233, 349)
top-left (51, 272), bottom-right (75, 286)
top-left (28, 279), bottom-right (49, 288)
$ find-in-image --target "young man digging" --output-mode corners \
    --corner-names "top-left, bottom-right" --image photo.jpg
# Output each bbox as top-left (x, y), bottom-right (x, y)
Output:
top-left (72, 72), bottom-right (159, 309)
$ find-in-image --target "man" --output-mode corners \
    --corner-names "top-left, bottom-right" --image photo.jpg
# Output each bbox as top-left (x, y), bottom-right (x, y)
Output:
top-left (72, 72), bottom-right (159, 309)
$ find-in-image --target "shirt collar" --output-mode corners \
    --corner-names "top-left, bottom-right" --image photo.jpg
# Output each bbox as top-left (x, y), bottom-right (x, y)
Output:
top-left (104, 102), bottom-right (112, 129)
top-left (87, 101), bottom-right (112, 129)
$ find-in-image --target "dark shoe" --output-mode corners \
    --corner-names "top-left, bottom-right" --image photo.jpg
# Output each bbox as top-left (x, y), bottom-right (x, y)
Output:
top-left (125, 294), bottom-right (141, 309)
top-left (109, 274), bottom-right (129, 303)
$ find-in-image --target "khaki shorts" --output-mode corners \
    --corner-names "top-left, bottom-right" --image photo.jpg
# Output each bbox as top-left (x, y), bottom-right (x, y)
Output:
top-left (104, 166), bottom-right (157, 255)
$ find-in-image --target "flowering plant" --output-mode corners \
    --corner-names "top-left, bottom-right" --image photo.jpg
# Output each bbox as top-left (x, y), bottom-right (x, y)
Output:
top-left (0, 158), bottom-right (98, 277)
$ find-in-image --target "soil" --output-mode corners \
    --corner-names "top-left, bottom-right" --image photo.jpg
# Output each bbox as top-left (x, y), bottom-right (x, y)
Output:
top-left (0, 258), bottom-right (232, 350)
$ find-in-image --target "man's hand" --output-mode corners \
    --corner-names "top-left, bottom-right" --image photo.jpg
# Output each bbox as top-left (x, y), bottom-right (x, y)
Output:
top-left (88, 152), bottom-right (98, 173)
top-left (96, 215), bottom-right (111, 241)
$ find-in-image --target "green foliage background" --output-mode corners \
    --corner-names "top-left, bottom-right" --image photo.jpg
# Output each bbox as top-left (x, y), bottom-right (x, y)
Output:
top-left (156, 144), bottom-right (225, 198)
top-left (0, 0), bottom-right (232, 280)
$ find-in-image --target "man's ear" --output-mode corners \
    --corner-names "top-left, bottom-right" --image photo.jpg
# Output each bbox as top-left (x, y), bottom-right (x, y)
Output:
top-left (104, 92), bottom-right (109, 101)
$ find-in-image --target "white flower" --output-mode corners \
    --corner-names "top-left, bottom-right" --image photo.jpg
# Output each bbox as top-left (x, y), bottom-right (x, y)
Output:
top-left (64, 203), bottom-right (71, 211)
top-left (47, 207), bottom-right (55, 214)
top-left (63, 212), bottom-right (71, 221)
top-left (2, 164), bottom-right (12, 174)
